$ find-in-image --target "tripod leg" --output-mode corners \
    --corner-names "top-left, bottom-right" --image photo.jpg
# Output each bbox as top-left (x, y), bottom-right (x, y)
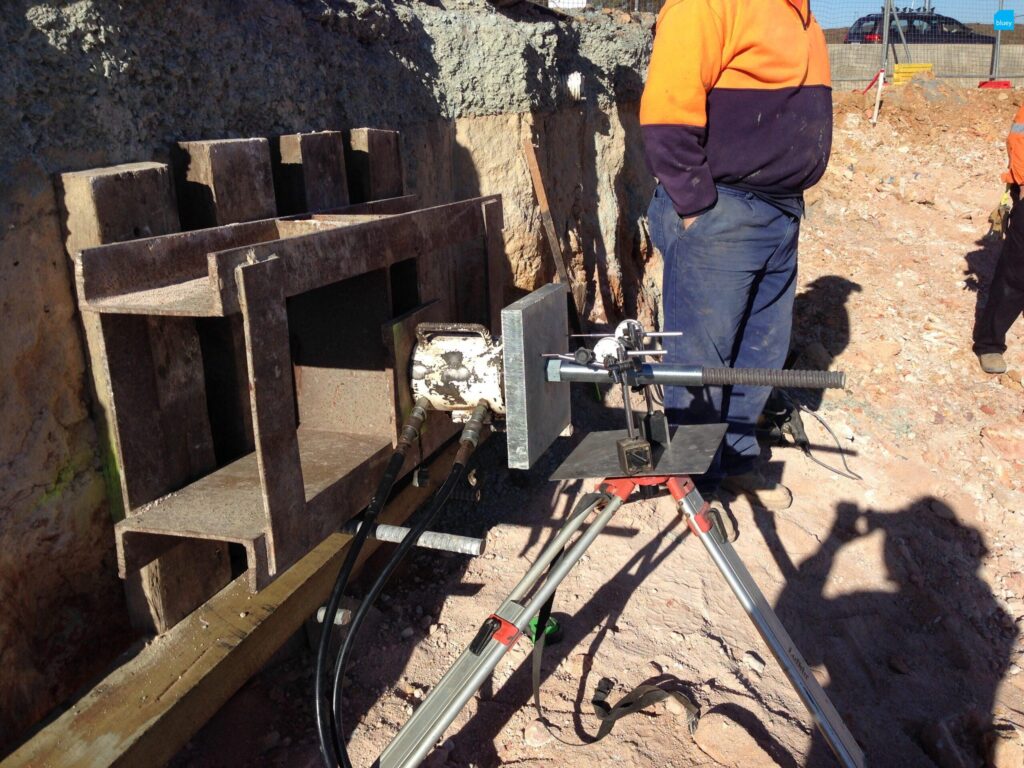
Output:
top-left (672, 482), bottom-right (866, 768)
top-left (377, 492), bottom-right (625, 768)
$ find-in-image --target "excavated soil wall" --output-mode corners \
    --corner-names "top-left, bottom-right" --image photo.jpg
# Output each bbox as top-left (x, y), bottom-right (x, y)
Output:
top-left (0, 0), bottom-right (652, 750)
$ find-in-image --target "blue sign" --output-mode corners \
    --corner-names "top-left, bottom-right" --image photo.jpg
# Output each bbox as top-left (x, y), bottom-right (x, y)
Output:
top-left (995, 9), bottom-right (1015, 30)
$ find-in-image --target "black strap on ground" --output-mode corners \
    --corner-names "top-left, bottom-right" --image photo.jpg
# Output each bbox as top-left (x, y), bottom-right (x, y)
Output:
top-left (530, 493), bottom-right (606, 723)
top-left (529, 492), bottom-right (700, 743)
top-left (590, 677), bottom-right (700, 740)
top-left (531, 564), bottom-right (561, 720)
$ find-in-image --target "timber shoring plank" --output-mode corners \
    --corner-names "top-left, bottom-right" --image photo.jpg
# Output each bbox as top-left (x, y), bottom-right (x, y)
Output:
top-left (482, 198), bottom-right (508, 335)
top-left (173, 139), bottom-right (277, 228)
top-left (272, 131), bottom-right (350, 214)
top-left (237, 258), bottom-right (308, 577)
top-left (213, 196), bottom-right (500, 314)
top-left (1, 439), bottom-right (462, 768)
top-left (521, 137), bottom-right (584, 335)
top-left (345, 128), bottom-right (404, 203)
top-left (59, 161), bottom-right (231, 635)
top-left (76, 219), bottom-right (280, 306)
top-left (75, 198), bottom-right (419, 313)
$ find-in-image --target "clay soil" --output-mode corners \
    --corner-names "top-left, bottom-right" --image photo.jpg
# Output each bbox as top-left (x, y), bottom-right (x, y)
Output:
top-left (172, 83), bottom-right (1024, 768)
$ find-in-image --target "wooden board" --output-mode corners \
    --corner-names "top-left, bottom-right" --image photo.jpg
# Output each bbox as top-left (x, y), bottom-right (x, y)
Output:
top-left (1, 439), bottom-right (463, 768)
top-left (345, 127), bottom-right (404, 203)
top-left (59, 161), bottom-right (231, 635)
top-left (522, 136), bottom-right (585, 333)
top-left (272, 131), bottom-right (350, 214)
top-left (236, 258), bottom-right (308, 576)
top-left (173, 139), bottom-right (277, 227)
top-left (213, 197), bottom-right (500, 314)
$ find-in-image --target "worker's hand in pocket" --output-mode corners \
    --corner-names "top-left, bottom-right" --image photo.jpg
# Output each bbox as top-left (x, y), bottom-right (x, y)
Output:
top-left (682, 215), bottom-right (700, 230)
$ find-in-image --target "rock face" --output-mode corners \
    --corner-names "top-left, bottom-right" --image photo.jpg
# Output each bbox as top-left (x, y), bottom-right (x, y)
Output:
top-left (0, 157), bottom-right (131, 749)
top-left (0, 0), bottom-right (653, 750)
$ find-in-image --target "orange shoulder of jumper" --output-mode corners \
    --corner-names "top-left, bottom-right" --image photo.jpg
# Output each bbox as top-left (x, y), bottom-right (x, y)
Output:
top-left (1007, 104), bottom-right (1024, 185)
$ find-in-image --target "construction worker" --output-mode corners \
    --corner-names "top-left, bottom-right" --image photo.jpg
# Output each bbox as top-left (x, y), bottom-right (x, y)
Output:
top-left (973, 103), bottom-right (1024, 374)
top-left (640, 0), bottom-right (831, 514)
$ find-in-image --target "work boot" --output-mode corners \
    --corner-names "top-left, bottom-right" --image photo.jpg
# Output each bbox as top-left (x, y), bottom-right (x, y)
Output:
top-left (706, 500), bottom-right (738, 543)
top-left (978, 352), bottom-right (1008, 375)
top-left (721, 471), bottom-right (793, 512)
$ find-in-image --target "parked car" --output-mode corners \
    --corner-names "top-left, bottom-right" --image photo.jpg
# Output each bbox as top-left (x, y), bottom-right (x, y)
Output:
top-left (844, 12), bottom-right (995, 44)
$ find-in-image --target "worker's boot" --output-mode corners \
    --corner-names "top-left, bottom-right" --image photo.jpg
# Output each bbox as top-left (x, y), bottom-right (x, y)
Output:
top-left (978, 352), bottom-right (1008, 375)
top-left (721, 471), bottom-right (793, 512)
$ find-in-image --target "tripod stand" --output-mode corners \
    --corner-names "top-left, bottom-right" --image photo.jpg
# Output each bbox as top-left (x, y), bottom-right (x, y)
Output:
top-left (359, 315), bottom-right (865, 767)
top-left (377, 472), bottom-right (865, 768)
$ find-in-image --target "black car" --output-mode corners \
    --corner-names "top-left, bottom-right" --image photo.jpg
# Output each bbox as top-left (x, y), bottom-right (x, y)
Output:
top-left (844, 12), bottom-right (995, 44)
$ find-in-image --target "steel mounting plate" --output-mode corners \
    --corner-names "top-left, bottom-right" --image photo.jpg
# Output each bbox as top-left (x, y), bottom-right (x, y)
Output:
top-left (550, 424), bottom-right (727, 480)
top-left (501, 284), bottom-right (571, 470)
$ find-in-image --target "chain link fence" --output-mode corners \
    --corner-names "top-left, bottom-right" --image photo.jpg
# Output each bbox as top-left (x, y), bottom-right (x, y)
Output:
top-left (822, 0), bottom-right (1024, 87)
top-left (545, 0), bottom-right (1024, 88)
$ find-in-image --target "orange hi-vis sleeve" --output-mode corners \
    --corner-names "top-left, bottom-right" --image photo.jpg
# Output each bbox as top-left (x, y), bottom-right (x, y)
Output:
top-left (640, 0), bottom-right (832, 217)
top-left (1004, 104), bottom-right (1024, 185)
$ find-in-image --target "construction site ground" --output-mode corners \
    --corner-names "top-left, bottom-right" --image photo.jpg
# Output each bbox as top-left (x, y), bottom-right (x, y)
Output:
top-left (171, 82), bottom-right (1024, 768)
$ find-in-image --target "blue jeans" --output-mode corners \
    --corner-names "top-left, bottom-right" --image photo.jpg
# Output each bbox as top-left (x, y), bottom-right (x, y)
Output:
top-left (648, 184), bottom-right (800, 490)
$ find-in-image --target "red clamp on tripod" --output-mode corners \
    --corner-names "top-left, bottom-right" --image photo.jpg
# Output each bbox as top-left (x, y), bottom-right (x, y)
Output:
top-left (600, 475), bottom-right (715, 537)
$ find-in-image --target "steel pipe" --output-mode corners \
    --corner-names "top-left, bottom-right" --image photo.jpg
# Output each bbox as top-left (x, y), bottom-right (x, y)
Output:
top-left (342, 521), bottom-right (485, 557)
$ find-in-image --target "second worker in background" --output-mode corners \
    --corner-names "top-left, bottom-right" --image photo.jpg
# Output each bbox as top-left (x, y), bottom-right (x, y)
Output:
top-left (640, 0), bottom-right (833, 512)
top-left (973, 102), bottom-right (1024, 375)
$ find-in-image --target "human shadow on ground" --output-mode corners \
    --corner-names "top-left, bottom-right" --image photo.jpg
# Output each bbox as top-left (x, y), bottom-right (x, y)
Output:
top-left (790, 275), bottom-right (862, 412)
top-left (964, 234), bottom-right (1005, 334)
top-left (763, 497), bottom-right (1016, 767)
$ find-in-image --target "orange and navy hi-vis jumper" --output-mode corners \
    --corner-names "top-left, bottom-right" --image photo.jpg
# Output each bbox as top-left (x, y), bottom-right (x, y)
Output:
top-left (640, 0), bottom-right (832, 217)
top-left (1002, 103), bottom-right (1024, 185)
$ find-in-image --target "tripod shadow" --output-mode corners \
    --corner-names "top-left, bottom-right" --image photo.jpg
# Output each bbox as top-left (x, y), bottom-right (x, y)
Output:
top-left (764, 498), bottom-right (1016, 766)
top-left (449, 495), bottom-right (695, 766)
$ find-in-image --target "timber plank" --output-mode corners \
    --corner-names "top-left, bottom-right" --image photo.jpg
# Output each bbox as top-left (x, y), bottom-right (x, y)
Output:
top-left (173, 139), bottom-right (277, 228)
top-left (345, 128), bottom-right (404, 203)
top-left (213, 196), bottom-right (500, 314)
top-left (272, 131), bottom-right (350, 214)
top-left (236, 258), bottom-right (308, 576)
top-left (76, 219), bottom-right (280, 306)
top-left (59, 161), bottom-right (230, 635)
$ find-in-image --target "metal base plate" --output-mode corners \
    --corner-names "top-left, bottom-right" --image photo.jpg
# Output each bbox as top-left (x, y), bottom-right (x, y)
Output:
top-left (550, 424), bottom-right (728, 480)
top-left (502, 284), bottom-right (571, 470)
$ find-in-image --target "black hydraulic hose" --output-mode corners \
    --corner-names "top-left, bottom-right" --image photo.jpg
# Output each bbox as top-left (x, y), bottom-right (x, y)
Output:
top-left (329, 401), bottom-right (490, 767)
top-left (315, 399), bottom-right (430, 768)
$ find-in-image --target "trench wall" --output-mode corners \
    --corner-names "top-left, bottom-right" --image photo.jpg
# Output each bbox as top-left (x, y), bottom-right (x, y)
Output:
top-left (0, 0), bottom-right (653, 750)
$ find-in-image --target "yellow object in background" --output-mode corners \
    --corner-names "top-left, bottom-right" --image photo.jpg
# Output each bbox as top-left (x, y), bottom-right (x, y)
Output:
top-left (892, 63), bottom-right (934, 85)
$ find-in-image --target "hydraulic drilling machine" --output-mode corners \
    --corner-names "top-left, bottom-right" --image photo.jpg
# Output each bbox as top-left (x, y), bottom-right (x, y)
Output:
top-left (314, 284), bottom-right (865, 768)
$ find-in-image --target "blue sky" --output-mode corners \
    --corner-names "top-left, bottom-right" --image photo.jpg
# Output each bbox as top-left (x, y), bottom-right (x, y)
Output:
top-left (816, 1), bottom-right (1021, 29)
